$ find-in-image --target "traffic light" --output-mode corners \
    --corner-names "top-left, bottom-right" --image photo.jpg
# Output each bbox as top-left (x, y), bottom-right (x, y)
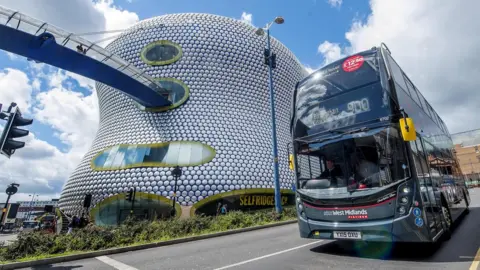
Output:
top-left (83, 194), bottom-right (92, 208)
top-left (0, 106), bottom-right (33, 158)
top-left (125, 188), bottom-right (134, 202)
top-left (263, 49), bottom-right (277, 69)
top-left (271, 53), bottom-right (277, 69)
top-left (264, 48), bottom-right (270, 65)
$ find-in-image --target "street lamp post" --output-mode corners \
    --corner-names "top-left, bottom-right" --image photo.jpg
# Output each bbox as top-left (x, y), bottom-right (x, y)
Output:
top-left (171, 166), bottom-right (182, 217)
top-left (26, 193), bottom-right (38, 221)
top-left (255, 16), bottom-right (285, 215)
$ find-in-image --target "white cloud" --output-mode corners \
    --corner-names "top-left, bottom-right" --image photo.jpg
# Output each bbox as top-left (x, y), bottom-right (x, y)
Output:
top-left (0, 132), bottom-right (71, 202)
top-left (317, 0), bottom-right (480, 133)
top-left (0, 0), bottom-right (139, 201)
top-left (46, 69), bottom-right (69, 89)
top-left (34, 80), bottom-right (99, 160)
top-left (240, 12), bottom-right (253, 26)
top-left (304, 66), bottom-right (317, 74)
top-left (32, 78), bottom-right (41, 92)
top-left (94, 0), bottom-right (139, 31)
top-left (0, 0), bottom-right (139, 47)
top-left (0, 0), bottom-right (105, 35)
top-left (327, 0), bottom-right (342, 8)
top-left (317, 41), bottom-right (345, 65)
top-left (5, 52), bottom-right (20, 61)
top-left (66, 72), bottom-right (95, 91)
top-left (0, 68), bottom-right (33, 113)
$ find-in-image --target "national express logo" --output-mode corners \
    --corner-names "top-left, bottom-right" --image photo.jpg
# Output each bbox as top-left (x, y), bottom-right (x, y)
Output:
top-left (323, 209), bottom-right (368, 219)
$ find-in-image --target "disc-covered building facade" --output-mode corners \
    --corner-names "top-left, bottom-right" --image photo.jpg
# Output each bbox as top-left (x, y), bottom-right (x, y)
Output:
top-left (58, 13), bottom-right (307, 224)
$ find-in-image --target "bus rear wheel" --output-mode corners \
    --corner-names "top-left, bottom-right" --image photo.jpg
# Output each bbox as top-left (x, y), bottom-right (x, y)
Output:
top-left (441, 205), bottom-right (452, 241)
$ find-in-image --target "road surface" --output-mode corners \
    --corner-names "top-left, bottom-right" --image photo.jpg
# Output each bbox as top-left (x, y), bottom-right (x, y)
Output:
top-left (19, 189), bottom-right (480, 270)
top-left (0, 233), bottom-right (17, 246)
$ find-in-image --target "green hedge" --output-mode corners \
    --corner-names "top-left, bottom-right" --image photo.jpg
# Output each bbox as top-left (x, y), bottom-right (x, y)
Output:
top-left (0, 207), bottom-right (297, 262)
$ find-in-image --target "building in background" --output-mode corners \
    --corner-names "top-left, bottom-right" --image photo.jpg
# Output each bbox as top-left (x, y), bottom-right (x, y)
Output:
top-left (452, 129), bottom-right (480, 181)
top-left (58, 13), bottom-right (307, 225)
top-left (16, 199), bottom-right (59, 224)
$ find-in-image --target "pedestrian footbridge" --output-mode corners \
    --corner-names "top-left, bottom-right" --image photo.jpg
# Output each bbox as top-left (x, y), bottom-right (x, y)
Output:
top-left (0, 5), bottom-right (171, 108)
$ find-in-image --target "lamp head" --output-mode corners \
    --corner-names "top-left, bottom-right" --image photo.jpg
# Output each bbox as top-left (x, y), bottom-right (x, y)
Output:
top-left (255, 28), bottom-right (265, 36)
top-left (274, 16), bottom-right (285, 24)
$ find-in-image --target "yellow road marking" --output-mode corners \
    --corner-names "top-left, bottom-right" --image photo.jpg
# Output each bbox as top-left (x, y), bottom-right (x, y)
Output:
top-left (470, 247), bottom-right (480, 270)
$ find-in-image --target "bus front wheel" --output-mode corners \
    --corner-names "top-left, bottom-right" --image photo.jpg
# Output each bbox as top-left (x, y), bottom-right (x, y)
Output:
top-left (464, 192), bottom-right (470, 215)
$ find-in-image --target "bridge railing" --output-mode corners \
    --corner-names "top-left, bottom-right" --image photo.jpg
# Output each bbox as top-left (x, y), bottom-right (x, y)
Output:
top-left (0, 5), bottom-right (169, 97)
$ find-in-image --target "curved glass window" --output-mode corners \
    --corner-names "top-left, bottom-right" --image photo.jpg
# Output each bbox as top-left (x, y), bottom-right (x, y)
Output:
top-left (137, 78), bottom-right (190, 112)
top-left (91, 141), bottom-right (216, 171)
top-left (140, 40), bottom-right (182, 66)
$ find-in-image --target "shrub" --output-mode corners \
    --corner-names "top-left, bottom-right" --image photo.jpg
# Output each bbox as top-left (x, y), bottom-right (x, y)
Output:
top-left (0, 207), bottom-right (297, 262)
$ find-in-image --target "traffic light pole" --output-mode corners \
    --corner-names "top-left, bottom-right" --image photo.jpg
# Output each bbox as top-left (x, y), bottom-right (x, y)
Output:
top-left (1, 183), bottom-right (19, 231)
top-left (0, 193), bottom-right (12, 230)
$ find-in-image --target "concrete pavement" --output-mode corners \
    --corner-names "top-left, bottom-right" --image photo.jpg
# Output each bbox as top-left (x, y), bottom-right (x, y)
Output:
top-left (18, 188), bottom-right (480, 270)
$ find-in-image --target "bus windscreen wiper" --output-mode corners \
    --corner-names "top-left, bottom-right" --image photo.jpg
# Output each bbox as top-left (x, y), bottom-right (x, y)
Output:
top-left (328, 127), bottom-right (369, 135)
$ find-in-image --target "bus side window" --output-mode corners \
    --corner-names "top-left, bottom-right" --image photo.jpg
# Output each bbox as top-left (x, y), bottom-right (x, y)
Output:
top-left (410, 140), bottom-right (429, 202)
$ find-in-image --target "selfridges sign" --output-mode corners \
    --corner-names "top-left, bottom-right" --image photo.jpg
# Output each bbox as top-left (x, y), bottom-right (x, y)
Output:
top-left (323, 209), bottom-right (368, 216)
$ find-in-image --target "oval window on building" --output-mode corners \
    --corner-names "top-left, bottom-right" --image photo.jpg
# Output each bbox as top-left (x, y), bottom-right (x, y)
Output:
top-left (137, 78), bottom-right (190, 112)
top-left (91, 141), bottom-right (216, 171)
top-left (140, 40), bottom-right (182, 66)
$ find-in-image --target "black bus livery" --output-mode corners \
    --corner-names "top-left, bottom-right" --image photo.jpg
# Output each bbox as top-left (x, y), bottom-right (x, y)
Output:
top-left (289, 43), bottom-right (470, 243)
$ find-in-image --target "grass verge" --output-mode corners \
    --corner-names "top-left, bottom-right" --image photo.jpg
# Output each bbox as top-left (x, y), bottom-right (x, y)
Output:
top-left (0, 207), bottom-right (297, 264)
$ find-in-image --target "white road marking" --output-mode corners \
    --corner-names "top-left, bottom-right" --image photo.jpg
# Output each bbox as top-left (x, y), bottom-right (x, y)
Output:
top-left (96, 255), bottom-right (139, 270)
top-left (213, 240), bottom-right (323, 270)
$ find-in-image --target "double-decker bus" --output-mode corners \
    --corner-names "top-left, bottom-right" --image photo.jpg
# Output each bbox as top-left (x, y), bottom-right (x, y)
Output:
top-left (289, 43), bottom-right (470, 243)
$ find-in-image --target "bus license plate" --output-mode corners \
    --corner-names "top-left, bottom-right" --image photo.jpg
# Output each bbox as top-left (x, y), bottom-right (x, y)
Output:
top-left (333, 231), bottom-right (362, 240)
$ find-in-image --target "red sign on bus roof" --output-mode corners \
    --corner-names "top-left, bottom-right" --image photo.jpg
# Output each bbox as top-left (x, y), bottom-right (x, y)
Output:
top-left (342, 55), bottom-right (364, 72)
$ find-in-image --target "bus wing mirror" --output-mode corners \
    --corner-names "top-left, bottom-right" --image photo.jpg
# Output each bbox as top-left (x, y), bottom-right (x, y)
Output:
top-left (399, 117), bottom-right (417, 141)
top-left (289, 154), bottom-right (295, 171)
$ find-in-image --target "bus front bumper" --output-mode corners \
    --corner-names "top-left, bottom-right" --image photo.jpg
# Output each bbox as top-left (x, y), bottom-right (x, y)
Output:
top-left (298, 216), bottom-right (396, 242)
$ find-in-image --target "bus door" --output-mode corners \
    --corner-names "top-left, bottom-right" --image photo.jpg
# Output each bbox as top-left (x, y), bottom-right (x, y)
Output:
top-left (410, 140), bottom-right (442, 239)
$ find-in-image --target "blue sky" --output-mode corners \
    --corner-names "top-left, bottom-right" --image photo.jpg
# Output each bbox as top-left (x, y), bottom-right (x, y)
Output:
top-left (0, 0), bottom-right (371, 152)
top-left (124, 0), bottom-right (370, 69)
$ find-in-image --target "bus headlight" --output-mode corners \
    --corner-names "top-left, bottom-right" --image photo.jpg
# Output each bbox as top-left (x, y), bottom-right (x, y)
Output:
top-left (298, 203), bottom-right (303, 211)
top-left (396, 181), bottom-right (414, 218)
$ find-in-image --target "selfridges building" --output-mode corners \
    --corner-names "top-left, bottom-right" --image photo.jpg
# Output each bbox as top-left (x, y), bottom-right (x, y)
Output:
top-left (58, 13), bottom-right (307, 222)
